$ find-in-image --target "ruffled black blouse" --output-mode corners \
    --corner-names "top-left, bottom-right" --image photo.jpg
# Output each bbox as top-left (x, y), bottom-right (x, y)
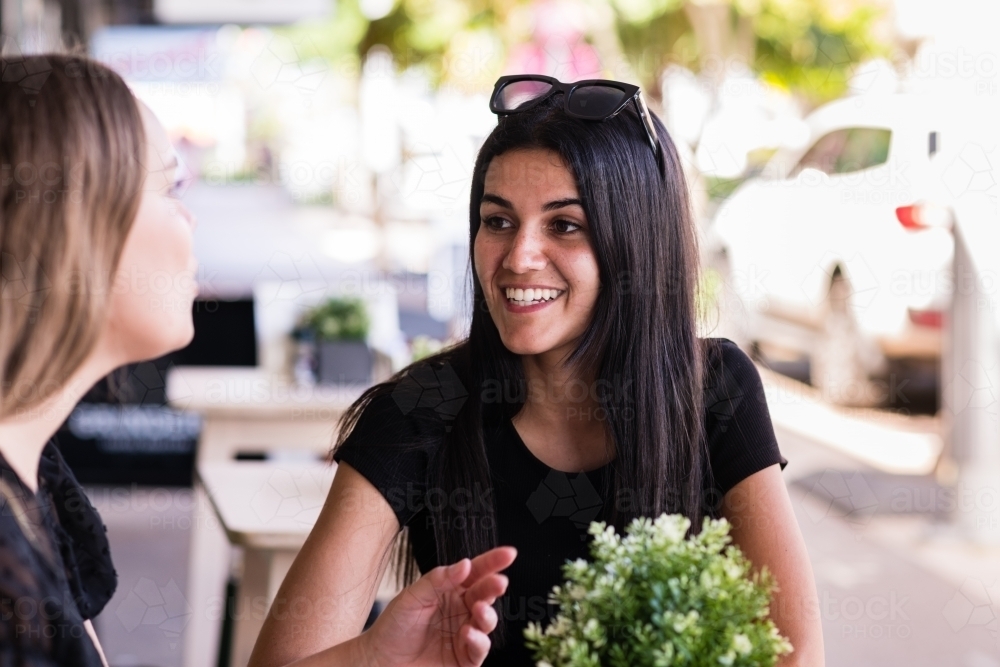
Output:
top-left (0, 440), bottom-right (117, 665)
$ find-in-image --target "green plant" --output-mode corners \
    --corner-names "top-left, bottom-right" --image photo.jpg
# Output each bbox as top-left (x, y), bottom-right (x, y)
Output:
top-left (299, 297), bottom-right (370, 342)
top-left (525, 514), bottom-right (793, 667)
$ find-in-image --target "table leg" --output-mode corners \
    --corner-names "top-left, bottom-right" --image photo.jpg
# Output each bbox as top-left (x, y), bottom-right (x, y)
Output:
top-left (183, 482), bottom-right (232, 667)
top-left (227, 545), bottom-right (406, 667)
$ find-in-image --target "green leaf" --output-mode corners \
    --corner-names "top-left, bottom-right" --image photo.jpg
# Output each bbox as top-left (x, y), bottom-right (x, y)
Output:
top-left (300, 297), bottom-right (370, 341)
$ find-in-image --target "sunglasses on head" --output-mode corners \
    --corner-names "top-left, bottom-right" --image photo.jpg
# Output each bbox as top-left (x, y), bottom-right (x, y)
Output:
top-left (489, 74), bottom-right (664, 176)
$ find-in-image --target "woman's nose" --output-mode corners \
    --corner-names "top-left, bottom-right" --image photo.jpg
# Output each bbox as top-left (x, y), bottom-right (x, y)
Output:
top-left (502, 226), bottom-right (546, 273)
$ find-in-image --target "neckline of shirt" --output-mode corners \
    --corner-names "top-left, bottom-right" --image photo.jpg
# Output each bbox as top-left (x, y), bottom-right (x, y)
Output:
top-left (500, 416), bottom-right (614, 477)
top-left (0, 440), bottom-right (49, 501)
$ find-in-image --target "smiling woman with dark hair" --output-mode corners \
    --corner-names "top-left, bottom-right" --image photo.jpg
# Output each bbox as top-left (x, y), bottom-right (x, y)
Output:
top-left (250, 77), bottom-right (824, 667)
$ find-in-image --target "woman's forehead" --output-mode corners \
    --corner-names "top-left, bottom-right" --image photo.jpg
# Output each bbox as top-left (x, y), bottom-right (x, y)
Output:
top-left (483, 148), bottom-right (578, 199)
top-left (138, 103), bottom-right (178, 180)
top-left (139, 102), bottom-right (171, 152)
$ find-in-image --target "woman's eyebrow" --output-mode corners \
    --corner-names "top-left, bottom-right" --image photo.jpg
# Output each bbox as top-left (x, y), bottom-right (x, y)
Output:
top-left (481, 193), bottom-right (512, 208)
top-left (541, 197), bottom-right (583, 211)
top-left (480, 194), bottom-right (583, 211)
top-left (151, 154), bottom-right (179, 178)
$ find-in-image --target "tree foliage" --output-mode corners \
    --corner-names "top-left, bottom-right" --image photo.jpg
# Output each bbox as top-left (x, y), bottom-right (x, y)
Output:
top-left (614, 0), bottom-right (889, 103)
top-left (283, 0), bottom-right (888, 102)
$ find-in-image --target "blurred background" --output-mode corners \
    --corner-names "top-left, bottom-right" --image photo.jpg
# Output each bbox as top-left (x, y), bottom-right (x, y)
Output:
top-left (2, 0), bottom-right (998, 665)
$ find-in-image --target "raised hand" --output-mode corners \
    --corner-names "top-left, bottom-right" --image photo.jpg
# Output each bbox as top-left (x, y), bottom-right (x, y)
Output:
top-left (363, 546), bottom-right (517, 667)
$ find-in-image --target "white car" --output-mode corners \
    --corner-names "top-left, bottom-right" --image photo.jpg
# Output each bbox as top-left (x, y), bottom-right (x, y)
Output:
top-left (705, 93), bottom-right (965, 406)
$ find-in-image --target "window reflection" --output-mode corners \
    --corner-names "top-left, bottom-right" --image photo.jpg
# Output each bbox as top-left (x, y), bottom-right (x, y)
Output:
top-left (791, 127), bottom-right (891, 176)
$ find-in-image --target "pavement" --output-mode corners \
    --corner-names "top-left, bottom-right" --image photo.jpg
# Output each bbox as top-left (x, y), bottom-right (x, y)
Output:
top-left (771, 367), bottom-right (1000, 667)
top-left (89, 486), bottom-right (193, 667)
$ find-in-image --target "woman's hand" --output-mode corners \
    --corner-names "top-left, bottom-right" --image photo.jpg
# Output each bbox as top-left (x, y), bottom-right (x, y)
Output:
top-left (362, 546), bottom-right (517, 667)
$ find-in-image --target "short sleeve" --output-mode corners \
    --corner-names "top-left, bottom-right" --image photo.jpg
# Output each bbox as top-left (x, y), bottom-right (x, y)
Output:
top-left (703, 338), bottom-right (787, 498)
top-left (333, 391), bottom-right (445, 528)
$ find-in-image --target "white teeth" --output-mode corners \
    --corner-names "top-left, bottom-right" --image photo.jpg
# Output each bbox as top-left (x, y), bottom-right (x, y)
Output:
top-left (505, 287), bottom-right (562, 305)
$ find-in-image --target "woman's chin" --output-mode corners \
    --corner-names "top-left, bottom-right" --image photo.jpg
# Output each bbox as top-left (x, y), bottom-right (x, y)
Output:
top-left (126, 321), bottom-right (195, 365)
top-left (500, 334), bottom-right (558, 357)
top-left (177, 319), bottom-right (196, 349)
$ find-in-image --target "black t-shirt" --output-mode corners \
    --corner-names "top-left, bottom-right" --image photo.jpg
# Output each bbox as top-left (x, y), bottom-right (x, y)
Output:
top-left (0, 441), bottom-right (117, 666)
top-left (333, 337), bottom-right (786, 664)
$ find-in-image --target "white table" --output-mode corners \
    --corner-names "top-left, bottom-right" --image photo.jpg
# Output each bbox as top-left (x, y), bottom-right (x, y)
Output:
top-left (167, 366), bottom-right (366, 463)
top-left (198, 461), bottom-right (401, 667)
top-left (200, 461), bottom-right (332, 667)
top-left (167, 367), bottom-right (365, 667)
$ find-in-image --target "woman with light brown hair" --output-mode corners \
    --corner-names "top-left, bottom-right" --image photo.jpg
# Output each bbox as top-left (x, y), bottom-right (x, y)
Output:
top-left (0, 54), bottom-right (198, 664)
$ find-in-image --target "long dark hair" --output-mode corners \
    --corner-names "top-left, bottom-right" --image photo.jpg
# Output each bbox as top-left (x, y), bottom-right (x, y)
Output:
top-left (333, 93), bottom-right (712, 637)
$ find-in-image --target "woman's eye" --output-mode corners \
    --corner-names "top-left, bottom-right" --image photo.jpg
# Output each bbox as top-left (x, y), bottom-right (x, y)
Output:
top-left (553, 219), bottom-right (582, 233)
top-left (483, 215), bottom-right (512, 230)
top-left (168, 178), bottom-right (189, 198)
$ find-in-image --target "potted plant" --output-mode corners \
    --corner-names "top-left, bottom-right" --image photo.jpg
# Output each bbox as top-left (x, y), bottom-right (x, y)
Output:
top-left (525, 514), bottom-right (793, 667)
top-left (293, 297), bottom-right (372, 385)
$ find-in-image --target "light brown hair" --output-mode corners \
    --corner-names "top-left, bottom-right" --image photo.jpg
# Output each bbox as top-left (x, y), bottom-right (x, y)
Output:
top-left (0, 54), bottom-right (146, 418)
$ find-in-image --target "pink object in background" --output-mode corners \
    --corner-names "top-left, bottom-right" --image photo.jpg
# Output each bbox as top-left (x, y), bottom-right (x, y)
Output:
top-left (504, 0), bottom-right (602, 81)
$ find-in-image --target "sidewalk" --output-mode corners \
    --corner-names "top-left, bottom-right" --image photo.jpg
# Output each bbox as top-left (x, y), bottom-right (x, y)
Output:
top-left (769, 368), bottom-right (1000, 667)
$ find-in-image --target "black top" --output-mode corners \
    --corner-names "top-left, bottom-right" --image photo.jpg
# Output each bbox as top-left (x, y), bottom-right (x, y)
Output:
top-left (0, 441), bottom-right (117, 666)
top-left (334, 338), bottom-right (786, 665)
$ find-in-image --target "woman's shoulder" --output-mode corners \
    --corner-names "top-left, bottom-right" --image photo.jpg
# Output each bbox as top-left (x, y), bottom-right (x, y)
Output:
top-left (701, 337), bottom-right (764, 407)
top-left (37, 442), bottom-right (118, 619)
top-left (702, 336), bottom-right (753, 373)
top-left (382, 353), bottom-right (471, 432)
top-left (332, 353), bottom-right (472, 528)
top-left (338, 354), bottom-right (470, 451)
top-left (699, 337), bottom-right (786, 497)
top-left (0, 442), bottom-right (111, 665)
top-left (332, 350), bottom-right (472, 488)
top-left (700, 335), bottom-right (769, 425)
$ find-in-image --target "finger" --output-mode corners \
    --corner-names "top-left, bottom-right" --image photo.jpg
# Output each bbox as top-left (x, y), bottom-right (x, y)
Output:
top-left (393, 548), bottom-right (512, 616)
top-left (471, 599), bottom-right (499, 634)
top-left (462, 546), bottom-right (517, 587)
top-left (398, 558), bottom-right (471, 609)
top-left (457, 622), bottom-right (491, 667)
top-left (462, 573), bottom-right (507, 612)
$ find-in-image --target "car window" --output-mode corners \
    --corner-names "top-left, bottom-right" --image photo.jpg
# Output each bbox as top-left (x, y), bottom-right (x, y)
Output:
top-left (791, 127), bottom-right (891, 176)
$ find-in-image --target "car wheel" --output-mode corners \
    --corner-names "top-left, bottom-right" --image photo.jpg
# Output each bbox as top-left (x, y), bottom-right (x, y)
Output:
top-left (810, 273), bottom-right (881, 407)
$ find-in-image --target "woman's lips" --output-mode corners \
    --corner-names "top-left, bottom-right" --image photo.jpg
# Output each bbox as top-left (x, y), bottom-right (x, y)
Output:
top-left (502, 287), bottom-right (564, 313)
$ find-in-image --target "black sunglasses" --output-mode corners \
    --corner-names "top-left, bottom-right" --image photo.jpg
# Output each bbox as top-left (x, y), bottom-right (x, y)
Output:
top-left (489, 74), bottom-right (664, 175)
